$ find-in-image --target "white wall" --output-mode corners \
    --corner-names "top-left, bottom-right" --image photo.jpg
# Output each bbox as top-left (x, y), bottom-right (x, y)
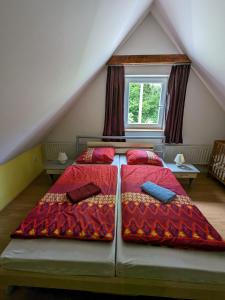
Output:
top-left (0, 0), bottom-right (152, 163)
top-left (47, 67), bottom-right (107, 141)
top-left (183, 70), bottom-right (225, 144)
top-left (47, 13), bottom-right (225, 145)
top-left (115, 10), bottom-right (178, 55)
top-left (152, 0), bottom-right (225, 111)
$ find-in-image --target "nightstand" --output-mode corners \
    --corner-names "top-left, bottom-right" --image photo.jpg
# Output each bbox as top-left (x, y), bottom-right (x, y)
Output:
top-left (165, 163), bottom-right (200, 186)
top-left (44, 160), bottom-right (74, 180)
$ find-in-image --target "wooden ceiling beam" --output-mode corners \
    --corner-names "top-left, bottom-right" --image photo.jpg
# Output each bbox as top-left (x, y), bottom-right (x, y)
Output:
top-left (107, 54), bottom-right (191, 65)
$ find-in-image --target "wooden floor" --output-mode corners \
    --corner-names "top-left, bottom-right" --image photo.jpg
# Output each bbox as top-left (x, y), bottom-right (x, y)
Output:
top-left (0, 172), bottom-right (51, 255)
top-left (0, 170), bottom-right (225, 299)
top-left (0, 287), bottom-right (174, 300)
top-left (187, 172), bottom-right (225, 239)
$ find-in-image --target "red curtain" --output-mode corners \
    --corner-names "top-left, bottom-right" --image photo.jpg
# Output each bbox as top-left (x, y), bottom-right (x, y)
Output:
top-left (164, 64), bottom-right (191, 144)
top-left (103, 66), bottom-right (125, 141)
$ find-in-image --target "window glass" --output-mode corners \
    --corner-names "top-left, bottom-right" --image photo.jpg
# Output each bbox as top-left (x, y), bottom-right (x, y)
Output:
top-left (125, 76), bottom-right (167, 129)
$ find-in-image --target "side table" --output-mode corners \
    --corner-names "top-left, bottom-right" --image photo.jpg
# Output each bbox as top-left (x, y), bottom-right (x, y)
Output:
top-left (44, 160), bottom-right (74, 180)
top-left (165, 163), bottom-right (200, 186)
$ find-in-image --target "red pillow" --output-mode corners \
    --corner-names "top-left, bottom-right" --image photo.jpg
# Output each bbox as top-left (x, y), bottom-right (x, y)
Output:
top-left (126, 149), bottom-right (163, 166)
top-left (66, 182), bottom-right (101, 203)
top-left (76, 147), bottom-right (115, 164)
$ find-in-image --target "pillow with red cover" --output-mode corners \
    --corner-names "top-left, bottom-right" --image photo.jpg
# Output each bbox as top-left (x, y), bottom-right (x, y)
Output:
top-left (126, 149), bottom-right (163, 166)
top-left (76, 147), bottom-right (115, 164)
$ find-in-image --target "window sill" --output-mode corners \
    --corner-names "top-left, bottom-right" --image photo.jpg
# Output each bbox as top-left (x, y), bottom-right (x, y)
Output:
top-left (125, 128), bottom-right (164, 132)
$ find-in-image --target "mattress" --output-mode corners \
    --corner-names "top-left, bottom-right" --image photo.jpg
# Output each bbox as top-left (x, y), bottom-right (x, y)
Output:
top-left (116, 207), bottom-right (225, 283)
top-left (1, 238), bottom-right (116, 277)
top-left (116, 157), bottom-right (225, 284)
top-left (0, 157), bottom-right (120, 277)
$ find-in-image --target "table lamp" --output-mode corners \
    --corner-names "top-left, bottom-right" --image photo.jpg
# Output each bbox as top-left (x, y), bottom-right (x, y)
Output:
top-left (58, 152), bottom-right (68, 164)
top-left (174, 153), bottom-right (185, 166)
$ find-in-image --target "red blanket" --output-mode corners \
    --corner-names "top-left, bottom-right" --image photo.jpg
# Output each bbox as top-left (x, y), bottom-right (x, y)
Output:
top-left (12, 165), bottom-right (117, 241)
top-left (121, 165), bottom-right (225, 250)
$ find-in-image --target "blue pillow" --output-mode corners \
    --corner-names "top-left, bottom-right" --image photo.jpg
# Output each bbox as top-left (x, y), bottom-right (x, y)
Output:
top-left (141, 181), bottom-right (176, 203)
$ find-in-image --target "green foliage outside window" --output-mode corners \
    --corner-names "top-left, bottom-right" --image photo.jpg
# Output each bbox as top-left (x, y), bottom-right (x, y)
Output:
top-left (128, 82), bottom-right (162, 124)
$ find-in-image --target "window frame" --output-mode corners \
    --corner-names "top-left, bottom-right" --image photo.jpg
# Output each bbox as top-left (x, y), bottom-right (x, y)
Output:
top-left (124, 75), bottom-right (168, 130)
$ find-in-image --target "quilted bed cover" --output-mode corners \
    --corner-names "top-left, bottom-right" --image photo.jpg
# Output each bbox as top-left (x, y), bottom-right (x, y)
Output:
top-left (121, 165), bottom-right (225, 250)
top-left (12, 165), bottom-right (118, 241)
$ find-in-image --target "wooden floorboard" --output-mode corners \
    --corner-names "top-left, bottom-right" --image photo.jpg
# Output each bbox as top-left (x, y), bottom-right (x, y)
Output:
top-left (183, 172), bottom-right (225, 239)
top-left (0, 172), bottom-right (51, 255)
top-left (0, 170), bottom-right (225, 299)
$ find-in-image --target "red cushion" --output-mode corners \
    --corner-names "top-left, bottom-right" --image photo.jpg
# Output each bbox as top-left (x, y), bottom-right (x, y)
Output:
top-left (126, 149), bottom-right (163, 166)
top-left (66, 182), bottom-right (101, 203)
top-left (76, 147), bottom-right (115, 164)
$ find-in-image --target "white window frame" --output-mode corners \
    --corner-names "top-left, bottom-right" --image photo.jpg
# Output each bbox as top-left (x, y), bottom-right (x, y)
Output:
top-left (124, 75), bottom-right (168, 130)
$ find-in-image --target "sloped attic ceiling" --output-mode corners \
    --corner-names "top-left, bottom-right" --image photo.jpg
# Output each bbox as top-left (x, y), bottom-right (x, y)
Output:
top-left (152, 0), bottom-right (225, 112)
top-left (0, 0), bottom-right (153, 164)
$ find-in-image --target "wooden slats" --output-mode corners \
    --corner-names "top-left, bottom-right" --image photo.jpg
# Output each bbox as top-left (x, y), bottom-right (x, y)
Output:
top-left (107, 54), bottom-right (191, 65)
top-left (208, 140), bottom-right (225, 185)
top-left (87, 141), bottom-right (153, 148)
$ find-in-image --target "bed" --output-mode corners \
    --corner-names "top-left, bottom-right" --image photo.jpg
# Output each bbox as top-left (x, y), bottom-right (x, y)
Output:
top-left (1, 163), bottom-right (118, 278)
top-left (117, 160), bottom-right (225, 289)
top-left (1, 137), bottom-right (225, 299)
top-left (208, 140), bottom-right (225, 185)
top-left (1, 145), bottom-right (120, 278)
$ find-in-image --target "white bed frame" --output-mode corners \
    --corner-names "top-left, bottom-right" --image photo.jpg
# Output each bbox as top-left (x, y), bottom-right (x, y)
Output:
top-left (1, 268), bottom-right (225, 299)
top-left (1, 136), bottom-right (225, 299)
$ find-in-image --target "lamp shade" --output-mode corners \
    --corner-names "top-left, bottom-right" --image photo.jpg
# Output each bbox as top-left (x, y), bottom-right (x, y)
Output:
top-left (58, 152), bottom-right (68, 164)
top-left (174, 153), bottom-right (185, 165)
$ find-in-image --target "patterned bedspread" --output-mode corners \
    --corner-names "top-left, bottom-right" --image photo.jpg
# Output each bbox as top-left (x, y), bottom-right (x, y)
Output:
top-left (121, 165), bottom-right (225, 250)
top-left (12, 165), bottom-right (118, 241)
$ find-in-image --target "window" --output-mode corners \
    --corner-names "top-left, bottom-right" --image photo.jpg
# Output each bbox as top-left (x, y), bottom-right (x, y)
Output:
top-left (124, 76), bottom-right (168, 129)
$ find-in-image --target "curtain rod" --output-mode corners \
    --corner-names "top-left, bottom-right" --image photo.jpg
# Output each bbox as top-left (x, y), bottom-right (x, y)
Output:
top-left (107, 62), bottom-right (191, 67)
top-left (107, 55), bottom-right (191, 66)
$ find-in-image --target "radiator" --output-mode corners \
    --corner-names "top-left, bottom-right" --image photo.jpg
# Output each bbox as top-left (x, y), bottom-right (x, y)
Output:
top-left (43, 142), bottom-right (76, 160)
top-left (43, 142), bottom-right (212, 164)
top-left (164, 144), bottom-right (213, 164)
